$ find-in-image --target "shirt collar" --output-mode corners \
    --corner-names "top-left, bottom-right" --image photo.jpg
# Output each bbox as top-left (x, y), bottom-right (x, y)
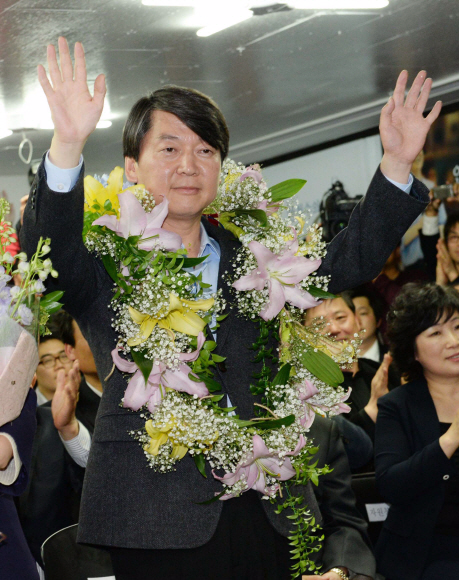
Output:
top-left (198, 222), bottom-right (220, 261)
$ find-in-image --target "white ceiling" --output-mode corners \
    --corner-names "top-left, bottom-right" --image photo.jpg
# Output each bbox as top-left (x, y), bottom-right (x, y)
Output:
top-left (1, 0), bottom-right (459, 177)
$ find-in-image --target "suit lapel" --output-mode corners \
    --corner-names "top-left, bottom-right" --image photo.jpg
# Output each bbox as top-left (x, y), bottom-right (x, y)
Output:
top-left (406, 378), bottom-right (441, 444)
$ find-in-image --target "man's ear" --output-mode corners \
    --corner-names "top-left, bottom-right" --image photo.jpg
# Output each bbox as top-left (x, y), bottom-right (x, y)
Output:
top-left (125, 157), bottom-right (138, 184)
top-left (65, 343), bottom-right (76, 362)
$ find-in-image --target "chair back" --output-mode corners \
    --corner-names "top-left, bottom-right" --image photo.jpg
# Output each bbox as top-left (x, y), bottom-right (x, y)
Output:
top-left (351, 472), bottom-right (389, 546)
top-left (41, 524), bottom-right (114, 580)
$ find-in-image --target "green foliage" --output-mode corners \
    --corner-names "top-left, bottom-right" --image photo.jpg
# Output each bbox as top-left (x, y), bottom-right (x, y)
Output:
top-left (131, 349), bottom-right (154, 384)
top-left (193, 453), bottom-right (207, 478)
top-left (306, 285), bottom-right (336, 299)
top-left (300, 349), bottom-right (344, 388)
top-left (233, 209), bottom-right (268, 227)
top-left (268, 179), bottom-right (306, 203)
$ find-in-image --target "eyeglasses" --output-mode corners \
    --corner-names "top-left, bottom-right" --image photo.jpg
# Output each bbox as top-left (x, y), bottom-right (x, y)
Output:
top-left (38, 352), bottom-right (70, 369)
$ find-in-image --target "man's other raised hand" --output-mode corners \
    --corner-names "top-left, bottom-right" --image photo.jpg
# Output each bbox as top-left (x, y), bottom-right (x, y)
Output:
top-left (380, 70), bottom-right (442, 184)
top-left (38, 37), bottom-right (106, 169)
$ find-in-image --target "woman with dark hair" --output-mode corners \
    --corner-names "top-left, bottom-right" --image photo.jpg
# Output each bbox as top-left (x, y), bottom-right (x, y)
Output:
top-left (375, 282), bottom-right (459, 580)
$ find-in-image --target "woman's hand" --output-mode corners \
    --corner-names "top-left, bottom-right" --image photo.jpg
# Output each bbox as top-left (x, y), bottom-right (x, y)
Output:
top-left (364, 353), bottom-right (393, 422)
top-left (436, 238), bottom-right (458, 283)
top-left (440, 407), bottom-right (459, 458)
top-left (38, 37), bottom-right (106, 168)
top-left (380, 70), bottom-right (442, 184)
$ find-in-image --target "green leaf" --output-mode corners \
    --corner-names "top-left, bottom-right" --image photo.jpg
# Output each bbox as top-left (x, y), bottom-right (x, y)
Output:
top-left (234, 209), bottom-right (268, 227)
top-left (272, 363), bottom-right (292, 387)
top-left (300, 349), bottom-right (343, 387)
top-left (268, 179), bottom-right (306, 202)
top-left (203, 340), bottom-right (217, 351)
top-left (200, 374), bottom-right (222, 393)
top-left (40, 291), bottom-right (64, 306)
top-left (182, 256), bottom-right (208, 268)
top-left (306, 285), bottom-right (336, 299)
top-left (42, 302), bottom-right (63, 314)
top-left (195, 490), bottom-right (226, 505)
top-left (104, 200), bottom-right (112, 212)
top-left (131, 349), bottom-right (153, 385)
top-left (193, 453), bottom-right (207, 478)
top-left (211, 354), bottom-right (226, 363)
top-left (211, 394), bottom-right (225, 402)
top-left (101, 254), bottom-right (119, 284)
top-left (232, 414), bottom-right (295, 430)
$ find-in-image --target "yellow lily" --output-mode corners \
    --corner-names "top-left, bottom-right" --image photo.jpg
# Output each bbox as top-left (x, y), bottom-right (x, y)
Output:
top-left (144, 419), bottom-right (188, 460)
top-left (84, 166), bottom-right (124, 216)
top-left (127, 293), bottom-right (214, 346)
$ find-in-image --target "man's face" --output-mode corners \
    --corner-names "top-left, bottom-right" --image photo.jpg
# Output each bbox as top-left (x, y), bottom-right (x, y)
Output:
top-left (304, 297), bottom-right (359, 342)
top-left (447, 223), bottom-right (459, 265)
top-left (124, 110), bottom-right (221, 222)
top-left (352, 296), bottom-right (379, 343)
top-left (36, 339), bottom-right (72, 395)
top-left (65, 321), bottom-right (98, 377)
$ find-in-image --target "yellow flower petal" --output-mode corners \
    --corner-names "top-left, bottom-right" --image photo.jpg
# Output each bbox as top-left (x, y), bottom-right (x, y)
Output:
top-left (181, 296), bottom-right (214, 312)
top-left (106, 166), bottom-right (124, 198)
top-left (128, 306), bottom-right (149, 325)
top-left (170, 443), bottom-right (188, 460)
top-left (167, 310), bottom-right (207, 336)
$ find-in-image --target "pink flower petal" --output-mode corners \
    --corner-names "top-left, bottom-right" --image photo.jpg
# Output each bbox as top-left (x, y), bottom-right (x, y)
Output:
top-left (287, 434), bottom-right (306, 457)
top-left (260, 279), bottom-right (286, 321)
top-left (112, 348), bottom-right (137, 373)
top-left (247, 240), bottom-right (275, 274)
top-left (297, 379), bottom-right (319, 401)
top-left (250, 434), bottom-right (272, 461)
top-left (147, 384), bottom-right (166, 413)
top-left (123, 370), bottom-right (155, 411)
top-left (138, 228), bottom-right (182, 252)
top-left (162, 365), bottom-right (209, 397)
top-left (179, 332), bottom-right (206, 362)
top-left (283, 285), bottom-right (319, 310)
top-left (274, 255), bottom-right (322, 285)
top-left (240, 168), bottom-right (263, 184)
top-left (232, 269), bottom-right (267, 292)
top-left (92, 214), bottom-right (119, 231)
top-left (117, 192), bottom-right (147, 239)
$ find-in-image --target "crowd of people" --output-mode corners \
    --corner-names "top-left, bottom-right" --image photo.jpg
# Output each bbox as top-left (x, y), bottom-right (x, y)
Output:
top-left (1, 35), bottom-right (459, 580)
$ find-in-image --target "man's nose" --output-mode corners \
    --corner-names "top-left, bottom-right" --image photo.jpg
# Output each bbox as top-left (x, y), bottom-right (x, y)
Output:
top-left (327, 321), bottom-right (340, 336)
top-left (178, 151), bottom-right (198, 175)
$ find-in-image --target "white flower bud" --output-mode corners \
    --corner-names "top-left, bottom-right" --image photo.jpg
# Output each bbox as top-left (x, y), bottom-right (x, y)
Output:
top-left (2, 252), bottom-right (14, 264)
top-left (18, 261), bottom-right (30, 273)
top-left (17, 252), bottom-right (27, 262)
top-left (43, 258), bottom-right (52, 270)
top-left (38, 270), bottom-right (48, 281)
top-left (41, 244), bottom-right (51, 255)
top-left (51, 269), bottom-right (58, 278)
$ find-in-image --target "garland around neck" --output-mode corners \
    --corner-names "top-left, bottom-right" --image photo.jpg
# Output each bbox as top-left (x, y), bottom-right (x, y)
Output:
top-left (83, 159), bottom-right (359, 577)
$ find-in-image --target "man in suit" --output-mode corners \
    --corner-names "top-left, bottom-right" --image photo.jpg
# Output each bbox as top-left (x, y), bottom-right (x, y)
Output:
top-left (21, 36), bottom-right (439, 580)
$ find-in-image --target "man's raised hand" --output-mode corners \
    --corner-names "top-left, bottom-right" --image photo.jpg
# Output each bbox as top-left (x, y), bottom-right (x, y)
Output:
top-left (38, 37), bottom-right (106, 168)
top-left (380, 70), bottom-right (442, 184)
top-left (52, 360), bottom-right (81, 441)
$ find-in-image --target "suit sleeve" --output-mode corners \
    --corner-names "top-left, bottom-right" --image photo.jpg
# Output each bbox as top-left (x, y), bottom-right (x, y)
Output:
top-left (0, 390), bottom-right (37, 496)
top-left (375, 393), bottom-right (456, 504)
top-left (419, 231), bottom-right (439, 281)
top-left (318, 168), bottom-right (429, 293)
top-left (314, 420), bottom-right (376, 578)
top-left (19, 156), bottom-right (112, 317)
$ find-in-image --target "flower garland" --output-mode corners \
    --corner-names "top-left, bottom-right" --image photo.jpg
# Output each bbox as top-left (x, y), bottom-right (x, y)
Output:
top-left (83, 161), bottom-right (358, 577)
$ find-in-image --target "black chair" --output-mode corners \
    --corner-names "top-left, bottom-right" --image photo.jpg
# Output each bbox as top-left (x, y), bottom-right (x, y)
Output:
top-left (351, 472), bottom-right (389, 546)
top-left (41, 524), bottom-right (114, 580)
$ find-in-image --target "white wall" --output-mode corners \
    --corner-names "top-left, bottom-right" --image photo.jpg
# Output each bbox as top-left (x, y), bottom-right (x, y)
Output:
top-left (262, 134), bottom-right (383, 221)
top-left (1, 174), bottom-right (30, 226)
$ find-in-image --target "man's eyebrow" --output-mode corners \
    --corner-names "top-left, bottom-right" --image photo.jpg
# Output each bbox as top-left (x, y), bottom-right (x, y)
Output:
top-left (156, 134), bottom-right (179, 141)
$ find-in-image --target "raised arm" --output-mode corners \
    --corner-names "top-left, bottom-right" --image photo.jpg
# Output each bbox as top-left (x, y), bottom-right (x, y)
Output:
top-left (319, 71), bottom-right (441, 293)
top-left (21, 38), bottom-right (111, 314)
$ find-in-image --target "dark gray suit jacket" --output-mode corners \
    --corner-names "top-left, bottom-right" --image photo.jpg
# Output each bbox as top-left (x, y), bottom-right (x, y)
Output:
top-left (20, 159), bottom-right (428, 566)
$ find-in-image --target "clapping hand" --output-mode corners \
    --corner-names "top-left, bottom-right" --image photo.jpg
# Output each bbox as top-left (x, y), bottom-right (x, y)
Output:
top-left (364, 353), bottom-right (392, 423)
top-left (436, 238), bottom-right (458, 285)
top-left (38, 37), bottom-right (106, 168)
top-left (52, 360), bottom-right (81, 441)
top-left (380, 70), bottom-right (442, 184)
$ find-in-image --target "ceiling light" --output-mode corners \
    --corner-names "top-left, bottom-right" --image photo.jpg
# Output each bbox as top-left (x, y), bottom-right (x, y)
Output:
top-left (96, 120), bottom-right (113, 129)
top-left (196, 9), bottom-right (253, 36)
top-left (288, 0), bottom-right (388, 8)
top-left (142, 0), bottom-right (195, 5)
top-left (0, 129), bottom-right (12, 139)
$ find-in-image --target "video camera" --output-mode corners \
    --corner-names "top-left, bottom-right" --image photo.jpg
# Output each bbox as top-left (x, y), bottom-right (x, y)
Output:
top-left (319, 181), bottom-right (362, 243)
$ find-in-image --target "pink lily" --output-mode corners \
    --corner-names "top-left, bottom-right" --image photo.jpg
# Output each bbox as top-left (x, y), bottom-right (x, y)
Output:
top-left (93, 192), bottom-right (182, 252)
top-left (112, 332), bottom-right (208, 412)
top-left (232, 230), bottom-right (322, 320)
top-left (240, 166), bottom-right (263, 185)
top-left (313, 387), bottom-right (352, 417)
top-left (213, 434), bottom-right (306, 500)
top-left (296, 379), bottom-right (319, 429)
top-left (257, 199), bottom-right (281, 217)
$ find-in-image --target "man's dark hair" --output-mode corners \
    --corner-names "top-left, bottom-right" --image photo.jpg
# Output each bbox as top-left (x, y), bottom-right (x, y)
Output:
top-left (123, 86), bottom-right (230, 162)
top-left (387, 282), bottom-right (459, 381)
top-left (444, 213), bottom-right (459, 244)
top-left (349, 285), bottom-right (385, 322)
top-left (51, 310), bottom-right (75, 347)
top-left (337, 292), bottom-right (355, 313)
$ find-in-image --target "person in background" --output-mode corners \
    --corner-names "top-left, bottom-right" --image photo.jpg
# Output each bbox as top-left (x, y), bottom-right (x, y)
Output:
top-left (350, 286), bottom-right (386, 362)
top-left (375, 283), bottom-right (459, 579)
top-left (57, 311), bottom-right (102, 433)
top-left (304, 294), bottom-right (396, 446)
top-left (0, 388), bottom-right (40, 580)
top-left (35, 331), bottom-right (73, 405)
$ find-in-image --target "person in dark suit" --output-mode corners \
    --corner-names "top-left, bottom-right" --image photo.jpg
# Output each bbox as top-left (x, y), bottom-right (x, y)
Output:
top-left (21, 36), bottom-right (439, 580)
top-left (375, 283), bottom-right (459, 580)
top-left (0, 389), bottom-right (40, 580)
